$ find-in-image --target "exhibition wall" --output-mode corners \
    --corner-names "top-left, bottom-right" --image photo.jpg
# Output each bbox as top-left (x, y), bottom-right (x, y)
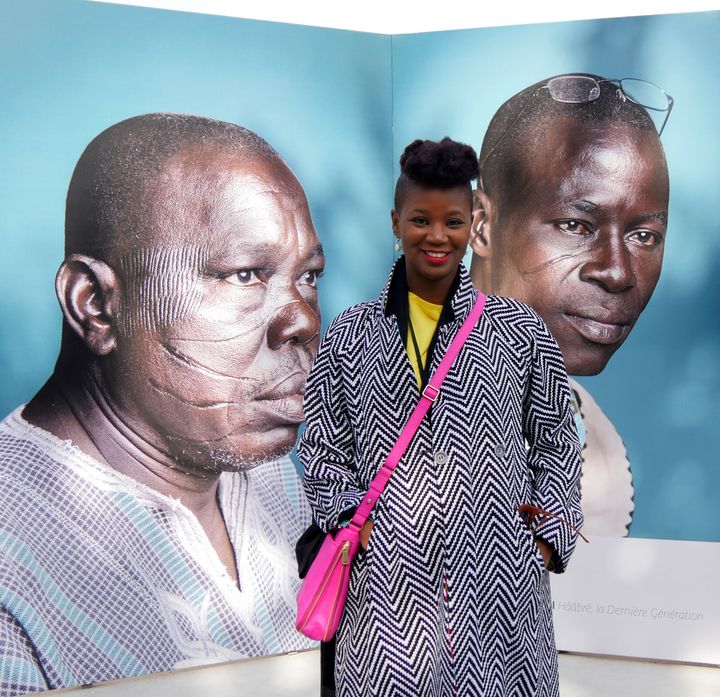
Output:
top-left (0, 0), bottom-right (718, 684)
top-left (391, 12), bottom-right (720, 663)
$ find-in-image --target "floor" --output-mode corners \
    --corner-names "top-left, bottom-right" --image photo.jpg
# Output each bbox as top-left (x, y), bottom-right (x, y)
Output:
top-left (50, 649), bottom-right (720, 697)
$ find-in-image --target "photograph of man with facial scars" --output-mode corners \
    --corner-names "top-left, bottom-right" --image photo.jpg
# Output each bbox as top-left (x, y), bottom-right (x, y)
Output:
top-left (470, 74), bottom-right (671, 536)
top-left (0, 113), bottom-right (324, 695)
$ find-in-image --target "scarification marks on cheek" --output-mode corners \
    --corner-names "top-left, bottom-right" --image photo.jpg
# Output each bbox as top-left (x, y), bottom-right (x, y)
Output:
top-left (148, 377), bottom-right (248, 409)
top-left (118, 245), bottom-right (210, 335)
top-left (521, 239), bottom-right (607, 276)
top-left (164, 312), bottom-right (270, 343)
top-left (159, 340), bottom-right (255, 382)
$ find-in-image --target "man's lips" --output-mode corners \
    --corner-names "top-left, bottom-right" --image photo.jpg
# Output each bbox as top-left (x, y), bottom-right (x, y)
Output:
top-left (255, 372), bottom-right (307, 423)
top-left (563, 312), bottom-right (633, 345)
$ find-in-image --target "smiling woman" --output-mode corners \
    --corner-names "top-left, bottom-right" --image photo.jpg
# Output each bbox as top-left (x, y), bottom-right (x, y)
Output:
top-left (299, 137), bottom-right (583, 696)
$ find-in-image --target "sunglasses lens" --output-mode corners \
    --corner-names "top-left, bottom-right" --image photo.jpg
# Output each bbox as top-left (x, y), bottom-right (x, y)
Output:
top-left (619, 78), bottom-right (670, 111)
top-left (547, 76), bottom-right (599, 103)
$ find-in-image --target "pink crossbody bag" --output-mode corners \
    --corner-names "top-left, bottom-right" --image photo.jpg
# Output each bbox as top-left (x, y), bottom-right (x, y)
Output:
top-left (296, 293), bottom-right (487, 641)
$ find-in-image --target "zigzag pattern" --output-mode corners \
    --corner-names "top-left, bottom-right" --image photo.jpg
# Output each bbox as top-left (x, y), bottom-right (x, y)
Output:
top-left (299, 265), bottom-right (582, 697)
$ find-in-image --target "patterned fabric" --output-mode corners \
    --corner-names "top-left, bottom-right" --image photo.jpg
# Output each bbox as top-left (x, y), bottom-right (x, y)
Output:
top-left (299, 261), bottom-right (583, 697)
top-left (0, 409), bottom-right (314, 696)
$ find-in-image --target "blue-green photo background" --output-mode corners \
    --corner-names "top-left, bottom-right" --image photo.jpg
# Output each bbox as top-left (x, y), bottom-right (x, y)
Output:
top-left (392, 11), bottom-right (720, 542)
top-left (0, 0), bottom-right (394, 419)
top-left (1, 2), bottom-right (718, 542)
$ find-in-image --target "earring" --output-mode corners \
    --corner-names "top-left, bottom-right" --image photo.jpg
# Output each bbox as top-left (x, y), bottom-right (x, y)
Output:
top-left (394, 239), bottom-right (401, 253)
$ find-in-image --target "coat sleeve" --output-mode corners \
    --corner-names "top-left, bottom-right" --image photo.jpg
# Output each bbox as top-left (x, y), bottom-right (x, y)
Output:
top-left (297, 311), bottom-right (365, 532)
top-left (0, 604), bottom-right (49, 696)
top-left (522, 317), bottom-right (583, 574)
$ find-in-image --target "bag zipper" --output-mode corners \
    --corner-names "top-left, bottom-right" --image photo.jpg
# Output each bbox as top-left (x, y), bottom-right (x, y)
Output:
top-left (298, 539), bottom-right (351, 632)
top-left (323, 541), bottom-right (351, 640)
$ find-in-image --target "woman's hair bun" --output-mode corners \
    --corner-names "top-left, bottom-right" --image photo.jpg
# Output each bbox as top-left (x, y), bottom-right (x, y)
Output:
top-left (399, 137), bottom-right (478, 188)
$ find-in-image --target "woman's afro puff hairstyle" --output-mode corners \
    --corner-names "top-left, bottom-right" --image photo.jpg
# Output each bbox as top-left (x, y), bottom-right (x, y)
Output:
top-left (395, 137), bottom-right (479, 209)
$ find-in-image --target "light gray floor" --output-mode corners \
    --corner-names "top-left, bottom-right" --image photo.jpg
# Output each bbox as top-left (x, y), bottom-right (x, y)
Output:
top-left (558, 653), bottom-right (719, 697)
top-left (49, 649), bottom-right (720, 697)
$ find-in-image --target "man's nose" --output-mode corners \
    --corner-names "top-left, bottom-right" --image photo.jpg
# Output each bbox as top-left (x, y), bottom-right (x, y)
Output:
top-left (266, 299), bottom-right (320, 349)
top-left (578, 232), bottom-right (637, 293)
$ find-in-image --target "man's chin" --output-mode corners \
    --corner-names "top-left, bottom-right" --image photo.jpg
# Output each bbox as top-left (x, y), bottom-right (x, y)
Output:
top-left (207, 427), bottom-right (299, 473)
top-left (564, 344), bottom-right (621, 376)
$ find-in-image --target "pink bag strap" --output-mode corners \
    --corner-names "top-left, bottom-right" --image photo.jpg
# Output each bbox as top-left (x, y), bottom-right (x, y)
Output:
top-left (350, 292), bottom-right (487, 528)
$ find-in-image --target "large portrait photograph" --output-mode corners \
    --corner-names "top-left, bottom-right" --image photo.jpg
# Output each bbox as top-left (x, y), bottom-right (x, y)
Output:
top-left (389, 10), bottom-right (720, 663)
top-left (0, 1), bottom-right (392, 691)
top-left (0, 0), bottom-right (718, 692)
top-left (392, 12), bottom-right (720, 544)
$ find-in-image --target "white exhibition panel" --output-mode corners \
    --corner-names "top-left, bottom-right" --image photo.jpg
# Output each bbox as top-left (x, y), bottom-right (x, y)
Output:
top-left (92, 0), bottom-right (720, 33)
top-left (551, 538), bottom-right (720, 665)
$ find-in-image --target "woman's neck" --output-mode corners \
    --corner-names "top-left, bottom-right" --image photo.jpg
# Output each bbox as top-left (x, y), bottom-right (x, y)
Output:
top-left (405, 270), bottom-right (456, 306)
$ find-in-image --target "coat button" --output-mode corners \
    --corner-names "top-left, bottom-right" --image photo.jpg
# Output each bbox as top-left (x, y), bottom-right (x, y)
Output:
top-left (434, 451), bottom-right (449, 465)
top-left (495, 444), bottom-right (505, 458)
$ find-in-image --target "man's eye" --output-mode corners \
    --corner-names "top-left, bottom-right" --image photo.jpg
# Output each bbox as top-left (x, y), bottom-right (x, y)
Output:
top-left (225, 269), bottom-right (263, 286)
top-left (300, 269), bottom-right (323, 287)
top-left (627, 229), bottom-right (661, 249)
top-left (557, 220), bottom-right (592, 235)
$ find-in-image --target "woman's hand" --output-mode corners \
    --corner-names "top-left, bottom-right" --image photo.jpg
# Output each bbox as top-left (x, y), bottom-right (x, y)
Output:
top-left (360, 520), bottom-right (374, 550)
top-left (535, 538), bottom-right (553, 568)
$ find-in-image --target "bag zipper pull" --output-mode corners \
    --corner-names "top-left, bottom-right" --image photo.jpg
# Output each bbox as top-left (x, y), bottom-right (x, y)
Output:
top-left (341, 541), bottom-right (350, 565)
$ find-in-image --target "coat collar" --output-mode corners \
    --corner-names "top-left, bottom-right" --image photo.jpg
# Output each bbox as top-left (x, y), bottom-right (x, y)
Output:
top-left (379, 256), bottom-right (477, 326)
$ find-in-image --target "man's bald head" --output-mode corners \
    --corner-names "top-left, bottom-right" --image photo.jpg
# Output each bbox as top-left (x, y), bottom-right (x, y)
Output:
top-left (54, 114), bottom-right (323, 470)
top-left (479, 74), bottom-right (660, 209)
top-left (65, 113), bottom-right (287, 260)
top-left (471, 75), bottom-right (670, 376)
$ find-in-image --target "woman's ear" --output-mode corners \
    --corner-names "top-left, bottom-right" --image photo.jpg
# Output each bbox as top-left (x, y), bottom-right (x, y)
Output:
top-left (391, 209), bottom-right (400, 237)
top-left (55, 254), bottom-right (120, 356)
top-left (470, 189), bottom-right (494, 259)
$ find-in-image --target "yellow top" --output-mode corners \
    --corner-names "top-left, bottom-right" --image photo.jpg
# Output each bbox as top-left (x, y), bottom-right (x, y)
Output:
top-left (407, 292), bottom-right (443, 388)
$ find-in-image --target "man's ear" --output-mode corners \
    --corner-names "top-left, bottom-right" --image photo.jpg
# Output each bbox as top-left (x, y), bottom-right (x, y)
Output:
top-left (55, 254), bottom-right (120, 356)
top-left (470, 189), bottom-right (494, 259)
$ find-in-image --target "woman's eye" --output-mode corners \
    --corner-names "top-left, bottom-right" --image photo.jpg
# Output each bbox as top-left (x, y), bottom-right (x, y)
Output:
top-left (627, 229), bottom-right (661, 248)
top-left (557, 220), bottom-right (591, 235)
top-left (447, 219), bottom-right (465, 228)
top-left (300, 269), bottom-right (323, 287)
top-left (224, 269), bottom-right (263, 286)
top-left (410, 216), bottom-right (429, 226)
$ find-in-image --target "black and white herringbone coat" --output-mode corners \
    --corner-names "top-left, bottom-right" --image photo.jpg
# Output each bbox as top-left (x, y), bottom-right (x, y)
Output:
top-left (299, 261), bottom-right (583, 697)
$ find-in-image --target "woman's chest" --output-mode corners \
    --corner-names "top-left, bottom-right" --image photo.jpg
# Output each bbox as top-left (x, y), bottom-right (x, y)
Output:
top-left (342, 318), bottom-right (531, 468)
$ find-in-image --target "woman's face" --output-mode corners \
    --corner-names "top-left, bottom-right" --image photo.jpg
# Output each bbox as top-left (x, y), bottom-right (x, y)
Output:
top-left (392, 184), bottom-right (472, 304)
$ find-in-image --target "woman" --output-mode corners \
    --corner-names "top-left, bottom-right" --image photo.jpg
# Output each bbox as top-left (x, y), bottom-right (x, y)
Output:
top-left (299, 137), bottom-right (583, 696)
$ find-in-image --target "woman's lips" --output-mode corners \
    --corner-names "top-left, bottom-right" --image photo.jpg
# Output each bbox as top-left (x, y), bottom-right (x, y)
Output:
top-left (422, 250), bottom-right (452, 265)
top-left (564, 313), bottom-right (632, 345)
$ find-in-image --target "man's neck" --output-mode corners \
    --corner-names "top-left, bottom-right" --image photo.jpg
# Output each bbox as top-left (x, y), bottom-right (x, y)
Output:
top-left (23, 371), bottom-right (223, 511)
top-left (24, 369), bottom-right (242, 586)
top-left (469, 254), bottom-right (492, 295)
